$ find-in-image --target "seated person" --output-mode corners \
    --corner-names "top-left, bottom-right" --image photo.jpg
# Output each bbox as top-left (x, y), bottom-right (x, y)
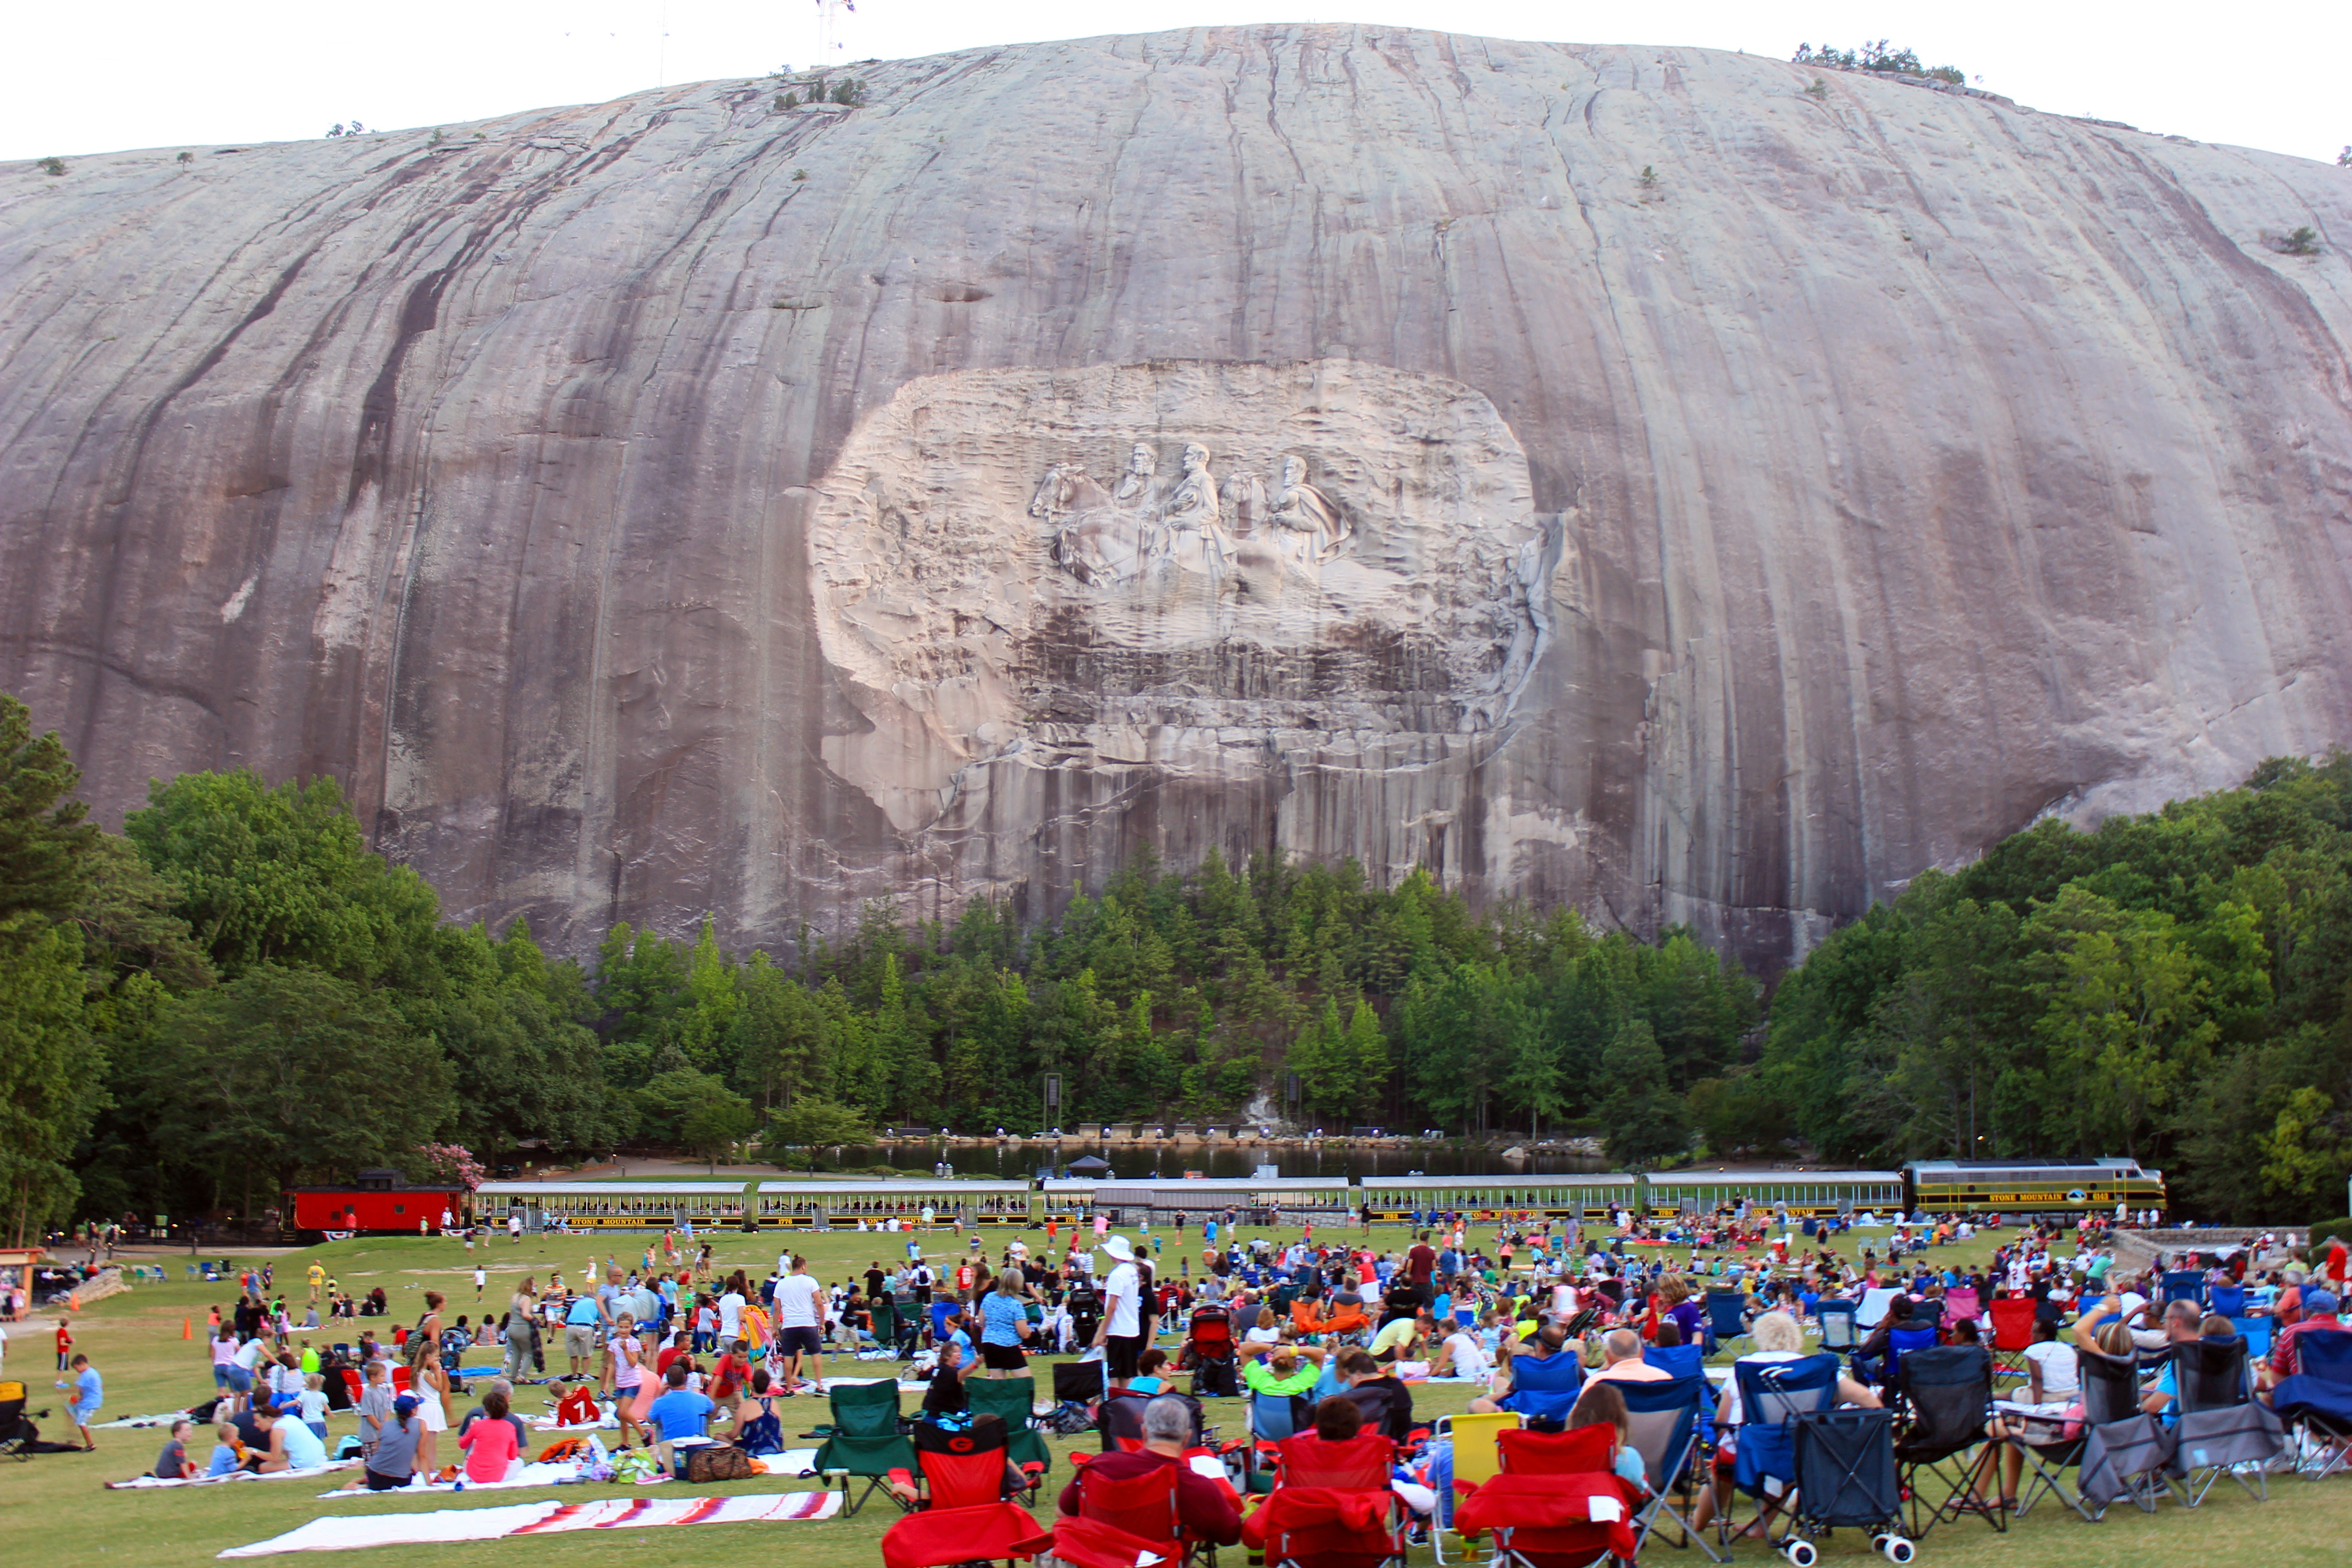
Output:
top-left (1058, 1395), bottom-right (1242, 1545)
top-left (205, 1420), bottom-right (243, 1478)
top-left (1568, 1380), bottom-right (1652, 1494)
top-left (1338, 1347), bottom-right (1416, 1444)
top-left (153, 1418), bottom-right (197, 1480)
top-left (1429, 1318), bottom-right (1491, 1382)
top-left (1128, 1347), bottom-right (1173, 1396)
top-left (249, 1402), bottom-right (331, 1473)
top-left (1367, 1311), bottom-right (1430, 1366)
top-left (644, 1362), bottom-right (715, 1469)
top-left (457, 1388), bottom-right (521, 1483)
top-left (1468, 1323), bottom-right (1581, 1419)
top-left (1691, 1311), bottom-right (1879, 1534)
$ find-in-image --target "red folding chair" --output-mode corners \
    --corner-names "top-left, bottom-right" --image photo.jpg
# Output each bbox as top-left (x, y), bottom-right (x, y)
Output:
top-left (880, 1419), bottom-right (1054, 1568)
top-left (1986, 1298), bottom-right (2037, 1380)
top-left (1052, 1461), bottom-right (1201, 1568)
top-left (1244, 1431), bottom-right (1406, 1568)
top-left (1499, 1425), bottom-right (1617, 1476)
top-left (1458, 1422), bottom-right (1638, 1568)
top-left (390, 1365), bottom-right (413, 1395)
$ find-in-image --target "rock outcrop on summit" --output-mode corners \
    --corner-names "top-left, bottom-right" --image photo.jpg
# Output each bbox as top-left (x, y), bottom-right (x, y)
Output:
top-left (3, 27), bottom-right (2348, 968)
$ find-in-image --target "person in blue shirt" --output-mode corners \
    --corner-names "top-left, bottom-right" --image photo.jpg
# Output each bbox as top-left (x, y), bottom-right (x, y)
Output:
top-left (644, 1362), bottom-right (715, 1469)
top-left (56, 1354), bottom-right (101, 1450)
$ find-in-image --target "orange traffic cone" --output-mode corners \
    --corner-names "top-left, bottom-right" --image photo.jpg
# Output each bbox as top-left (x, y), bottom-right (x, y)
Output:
top-left (183, 1316), bottom-right (193, 1340)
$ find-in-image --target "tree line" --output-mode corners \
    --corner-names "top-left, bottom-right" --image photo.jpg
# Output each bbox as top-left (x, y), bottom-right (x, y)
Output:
top-left (1759, 753), bottom-right (2352, 1226)
top-left (7, 686), bottom-right (2344, 1239)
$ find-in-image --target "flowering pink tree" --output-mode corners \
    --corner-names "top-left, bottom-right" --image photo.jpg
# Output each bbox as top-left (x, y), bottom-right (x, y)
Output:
top-left (414, 1143), bottom-right (486, 1191)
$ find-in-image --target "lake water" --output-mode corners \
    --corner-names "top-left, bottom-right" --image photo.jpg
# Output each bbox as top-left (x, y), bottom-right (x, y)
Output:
top-left (823, 1141), bottom-right (1611, 1180)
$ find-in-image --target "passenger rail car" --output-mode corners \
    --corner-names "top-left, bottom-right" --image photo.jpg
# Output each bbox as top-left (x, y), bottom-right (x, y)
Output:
top-left (1357, 1174), bottom-right (1642, 1223)
top-left (474, 1178), bottom-right (1034, 1230)
top-left (1641, 1170), bottom-right (1904, 1220)
top-left (1902, 1159), bottom-right (2165, 1217)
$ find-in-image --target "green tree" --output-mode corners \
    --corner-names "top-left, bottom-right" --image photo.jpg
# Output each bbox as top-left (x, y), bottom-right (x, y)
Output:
top-left (150, 964), bottom-right (453, 1209)
top-left (1598, 1019), bottom-right (1689, 1165)
top-left (764, 1095), bottom-right (875, 1149)
top-left (0, 922), bottom-right (104, 1244)
top-left (0, 694), bottom-right (102, 942)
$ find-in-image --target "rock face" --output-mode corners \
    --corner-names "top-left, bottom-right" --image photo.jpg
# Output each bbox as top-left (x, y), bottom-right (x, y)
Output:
top-left (2, 27), bottom-right (2349, 970)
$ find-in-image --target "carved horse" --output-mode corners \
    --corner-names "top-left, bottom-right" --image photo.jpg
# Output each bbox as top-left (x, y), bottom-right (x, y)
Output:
top-left (1029, 464), bottom-right (1152, 585)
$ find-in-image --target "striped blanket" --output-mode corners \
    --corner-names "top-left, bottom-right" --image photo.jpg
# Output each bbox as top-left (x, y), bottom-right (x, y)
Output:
top-left (219, 1490), bottom-right (841, 1556)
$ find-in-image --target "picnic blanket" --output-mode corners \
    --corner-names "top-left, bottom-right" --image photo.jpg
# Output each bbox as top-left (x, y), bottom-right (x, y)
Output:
top-left (314, 1450), bottom-right (822, 1497)
top-left (97, 1411), bottom-right (203, 1431)
top-left (219, 1491), bottom-right (841, 1555)
top-left (109, 1463), bottom-right (358, 1490)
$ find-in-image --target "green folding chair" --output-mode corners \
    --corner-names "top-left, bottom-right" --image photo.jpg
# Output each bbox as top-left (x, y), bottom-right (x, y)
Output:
top-left (812, 1377), bottom-right (916, 1515)
top-left (965, 1374), bottom-right (1053, 1486)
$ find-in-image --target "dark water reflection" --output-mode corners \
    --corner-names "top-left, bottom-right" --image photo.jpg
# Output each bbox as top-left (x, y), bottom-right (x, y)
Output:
top-left (823, 1141), bottom-right (1612, 1180)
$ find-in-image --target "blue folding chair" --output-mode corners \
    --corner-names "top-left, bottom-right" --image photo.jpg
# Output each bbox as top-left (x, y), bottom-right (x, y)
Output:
top-left (1818, 1298), bottom-right (1861, 1362)
top-left (1705, 1292), bottom-right (1752, 1354)
top-left (2269, 1327), bottom-right (2352, 1480)
top-left (2232, 1318), bottom-right (2271, 1358)
top-left (1726, 1353), bottom-right (1843, 1546)
top-left (2208, 1284), bottom-right (2247, 1318)
top-left (2161, 1271), bottom-right (2205, 1309)
top-left (1621, 1374), bottom-right (1724, 1562)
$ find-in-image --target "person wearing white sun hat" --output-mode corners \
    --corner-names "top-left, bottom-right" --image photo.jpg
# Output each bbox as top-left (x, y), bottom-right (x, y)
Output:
top-left (1092, 1234), bottom-right (1145, 1390)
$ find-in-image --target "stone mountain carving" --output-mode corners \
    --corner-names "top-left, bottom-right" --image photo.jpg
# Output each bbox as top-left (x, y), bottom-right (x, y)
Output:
top-left (2, 26), bottom-right (2348, 970)
top-left (808, 359), bottom-right (1549, 835)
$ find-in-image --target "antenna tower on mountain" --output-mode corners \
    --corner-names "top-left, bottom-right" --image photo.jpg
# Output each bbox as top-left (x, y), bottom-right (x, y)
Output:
top-left (816, 0), bottom-right (856, 63)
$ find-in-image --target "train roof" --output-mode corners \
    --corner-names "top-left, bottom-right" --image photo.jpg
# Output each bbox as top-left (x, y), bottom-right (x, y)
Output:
top-left (1039, 1176), bottom-right (1349, 1193)
top-left (1357, 1175), bottom-right (1637, 1190)
top-left (1905, 1160), bottom-right (2153, 1181)
top-left (1645, 1170), bottom-right (1902, 1186)
top-left (475, 1178), bottom-right (1031, 1199)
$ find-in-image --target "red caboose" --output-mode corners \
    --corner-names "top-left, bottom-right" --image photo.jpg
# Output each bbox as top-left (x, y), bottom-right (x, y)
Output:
top-left (285, 1168), bottom-right (464, 1241)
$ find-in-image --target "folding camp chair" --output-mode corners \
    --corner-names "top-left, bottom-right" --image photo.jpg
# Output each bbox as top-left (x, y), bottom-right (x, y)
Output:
top-left (2160, 1271), bottom-right (2205, 1309)
top-left (1051, 1461), bottom-right (1190, 1568)
top-left (1893, 1345), bottom-right (2002, 1537)
top-left (1941, 1287), bottom-right (1981, 1333)
top-left (1858, 1324), bottom-right (1936, 1391)
top-left (878, 1417), bottom-right (1056, 1568)
top-left (1618, 1374), bottom-right (1723, 1563)
top-left (1723, 1353), bottom-right (1842, 1548)
top-left (1778, 1409), bottom-right (1911, 1567)
top-left (0, 1382), bottom-right (50, 1461)
top-left (1984, 1299), bottom-right (2036, 1380)
top-left (813, 1376), bottom-right (919, 1516)
top-left (2206, 1284), bottom-right (2247, 1319)
top-left (1703, 1293), bottom-right (1750, 1354)
top-left (2073, 1347), bottom-right (2175, 1516)
top-left (1249, 1431), bottom-right (1404, 1568)
top-left (1428, 1410), bottom-right (1516, 1564)
top-left (2267, 1327), bottom-right (2352, 1481)
top-left (1817, 1299), bottom-right (1860, 1363)
top-left (1459, 1425), bottom-right (1635, 1568)
top-left (2232, 1316), bottom-right (2271, 1359)
top-left (964, 1375), bottom-right (1051, 1490)
top-left (2169, 1336), bottom-right (2283, 1504)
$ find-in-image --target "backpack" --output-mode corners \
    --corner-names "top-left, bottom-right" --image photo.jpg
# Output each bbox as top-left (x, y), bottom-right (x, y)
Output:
top-left (684, 1441), bottom-right (756, 1482)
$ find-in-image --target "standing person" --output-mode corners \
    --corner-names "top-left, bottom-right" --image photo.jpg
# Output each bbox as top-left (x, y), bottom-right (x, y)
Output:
top-left (503, 1277), bottom-right (541, 1378)
top-left (307, 1262), bottom-right (325, 1306)
top-left (979, 1273), bottom-right (1034, 1377)
top-left (771, 1255), bottom-right (826, 1394)
top-left (56, 1352), bottom-right (101, 1450)
top-left (356, 1361), bottom-right (393, 1465)
top-left (473, 1262), bottom-right (488, 1305)
top-left (717, 1274), bottom-right (748, 1356)
top-left (55, 1317), bottom-right (72, 1370)
top-left (510, 1210), bottom-right (524, 1245)
top-left (611, 1313), bottom-right (650, 1450)
top-left (562, 1282), bottom-right (600, 1380)
top-left (1092, 1235), bottom-right (1145, 1391)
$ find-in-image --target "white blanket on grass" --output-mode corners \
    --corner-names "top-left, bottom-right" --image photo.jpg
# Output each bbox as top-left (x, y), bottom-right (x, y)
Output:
top-left (220, 1491), bottom-right (840, 1555)
top-left (108, 1463), bottom-right (357, 1490)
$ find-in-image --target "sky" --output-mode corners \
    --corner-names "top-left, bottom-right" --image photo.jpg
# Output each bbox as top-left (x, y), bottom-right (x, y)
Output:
top-left (5, 1), bottom-right (2346, 166)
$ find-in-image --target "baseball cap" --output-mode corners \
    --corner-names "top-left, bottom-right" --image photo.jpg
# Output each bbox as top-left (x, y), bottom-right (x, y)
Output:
top-left (392, 1394), bottom-right (419, 1416)
top-left (2306, 1288), bottom-right (2340, 1316)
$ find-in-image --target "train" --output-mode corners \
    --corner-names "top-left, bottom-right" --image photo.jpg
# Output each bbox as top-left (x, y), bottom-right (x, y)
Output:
top-left (444, 1157), bottom-right (2163, 1231)
top-left (284, 1169), bottom-right (466, 1241)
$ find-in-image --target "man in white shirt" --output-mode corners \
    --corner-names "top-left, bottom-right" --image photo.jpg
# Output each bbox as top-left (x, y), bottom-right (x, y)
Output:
top-left (716, 1284), bottom-right (746, 1352)
top-left (1093, 1235), bottom-right (1144, 1389)
top-left (772, 1255), bottom-right (826, 1392)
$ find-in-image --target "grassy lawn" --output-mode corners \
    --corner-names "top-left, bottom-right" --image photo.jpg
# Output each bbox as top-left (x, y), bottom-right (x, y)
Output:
top-left (13, 1223), bottom-right (2343, 1567)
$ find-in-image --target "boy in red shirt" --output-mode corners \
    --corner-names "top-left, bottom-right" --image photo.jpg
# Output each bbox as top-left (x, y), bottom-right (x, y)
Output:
top-left (56, 1319), bottom-right (73, 1370)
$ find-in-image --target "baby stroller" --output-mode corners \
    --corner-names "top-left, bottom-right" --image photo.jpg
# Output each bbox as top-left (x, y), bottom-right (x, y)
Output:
top-left (1067, 1285), bottom-right (1102, 1349)
top-left (1, 1383), bottom-right (55, 1461)
top-left (1178, 1305), bottom-right (1239, 1397)
top-left (1775, 1409), bottom-right (1914, 1567)
top-left (1047, 1357), bottom-right (1109, 1436)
